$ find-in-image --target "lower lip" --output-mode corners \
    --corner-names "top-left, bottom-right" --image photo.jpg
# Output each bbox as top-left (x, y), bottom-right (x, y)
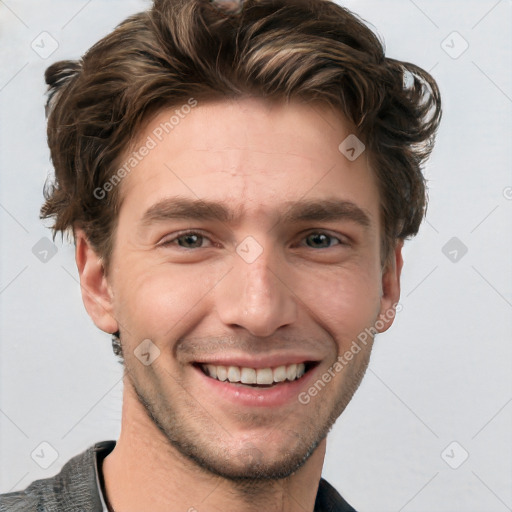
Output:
top-left (193, 365), bottom-right (318, 408)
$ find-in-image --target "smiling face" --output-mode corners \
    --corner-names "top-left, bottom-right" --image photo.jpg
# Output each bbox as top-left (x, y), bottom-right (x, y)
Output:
top-left (80, 96), bottom-right (402, 480)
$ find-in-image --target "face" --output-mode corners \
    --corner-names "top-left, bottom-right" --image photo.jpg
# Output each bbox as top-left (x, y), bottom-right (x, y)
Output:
top-left (81, 96), bottom-right (402, 480)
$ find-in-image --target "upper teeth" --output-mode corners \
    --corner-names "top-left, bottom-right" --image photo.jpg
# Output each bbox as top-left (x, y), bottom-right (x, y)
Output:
top-left (202, 363), bottom-right (306, 385)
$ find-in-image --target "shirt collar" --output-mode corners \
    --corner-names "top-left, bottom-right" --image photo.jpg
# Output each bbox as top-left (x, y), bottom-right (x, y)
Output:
top-left (92, 440), bottom-right (117, 512)
top-left (91, 440), bottom-right (356, 511)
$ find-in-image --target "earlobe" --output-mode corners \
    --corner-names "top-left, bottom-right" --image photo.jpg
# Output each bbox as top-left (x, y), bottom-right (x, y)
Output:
top-left (377, 239), bottom-right (404, 333)
top-left (75, 228), bottom-right (119, 335)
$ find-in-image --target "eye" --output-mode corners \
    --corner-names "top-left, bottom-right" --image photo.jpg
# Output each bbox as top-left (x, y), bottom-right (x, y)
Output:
top-left (159, 231), bottom-right (213, 249)
top-left (301, 232), bottom-right (343, 249)
top-left (158, 230), bottom-right (346, 251)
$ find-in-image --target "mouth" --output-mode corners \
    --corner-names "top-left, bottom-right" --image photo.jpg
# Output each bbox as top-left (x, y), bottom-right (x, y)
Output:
top-left (195, 362), bottom-right (317, 388)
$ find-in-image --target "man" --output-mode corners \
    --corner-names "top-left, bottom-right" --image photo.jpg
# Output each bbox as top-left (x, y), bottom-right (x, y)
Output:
top-left (0, 0), bottom-right (441, 510)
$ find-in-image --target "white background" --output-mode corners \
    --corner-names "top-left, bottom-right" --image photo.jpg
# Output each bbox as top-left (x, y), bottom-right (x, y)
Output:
top-left (0, 1), bottom-right (511, 511)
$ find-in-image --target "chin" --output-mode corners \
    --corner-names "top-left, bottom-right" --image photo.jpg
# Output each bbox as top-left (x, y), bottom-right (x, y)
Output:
top-left (173, 437), bottom-right (322, 482)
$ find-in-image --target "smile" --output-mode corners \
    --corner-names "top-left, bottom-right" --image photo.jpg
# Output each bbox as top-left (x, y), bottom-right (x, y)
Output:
top-left (199, 362), bottom-right (311, 387)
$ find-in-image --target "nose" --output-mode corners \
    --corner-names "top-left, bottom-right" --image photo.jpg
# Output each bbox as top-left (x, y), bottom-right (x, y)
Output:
top-left (214, 240), bottom-right (298, 337)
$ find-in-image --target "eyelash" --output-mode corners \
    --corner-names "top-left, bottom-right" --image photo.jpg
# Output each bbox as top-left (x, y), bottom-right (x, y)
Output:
top-left (159, 230), bottom-right (347, 250)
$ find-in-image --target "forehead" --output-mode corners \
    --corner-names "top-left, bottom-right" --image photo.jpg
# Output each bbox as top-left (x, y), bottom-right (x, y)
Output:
top-left (117, 97), bottom-right (380, 226)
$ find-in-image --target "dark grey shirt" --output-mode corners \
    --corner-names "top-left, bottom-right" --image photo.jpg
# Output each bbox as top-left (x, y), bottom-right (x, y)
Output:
top-left (0, 440), bottom-right (357, 511)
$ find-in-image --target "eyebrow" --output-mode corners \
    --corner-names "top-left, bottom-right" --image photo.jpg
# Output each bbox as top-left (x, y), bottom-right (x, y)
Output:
top-left (139, 196), bottom-right (372, 229)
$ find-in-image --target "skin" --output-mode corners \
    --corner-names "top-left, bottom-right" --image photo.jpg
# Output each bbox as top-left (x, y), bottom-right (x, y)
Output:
top-left (75, 96), bottom-right (403, 512)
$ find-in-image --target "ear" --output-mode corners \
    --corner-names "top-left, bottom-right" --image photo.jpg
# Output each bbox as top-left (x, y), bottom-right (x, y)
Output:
top-left (376, 239), bottom-right (404, 333)
top-left (75, 228), bottom-right (118, 334)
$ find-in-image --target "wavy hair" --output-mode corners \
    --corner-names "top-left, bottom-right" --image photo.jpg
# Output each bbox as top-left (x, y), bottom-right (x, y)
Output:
top-left (41, 0), bottom-right (441, 267)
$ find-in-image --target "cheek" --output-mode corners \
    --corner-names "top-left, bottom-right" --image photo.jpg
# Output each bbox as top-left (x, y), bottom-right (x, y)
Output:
top-left (294, 262), bottom-right (382, 347)
top-left (112, 260), bottom-right (220, 341)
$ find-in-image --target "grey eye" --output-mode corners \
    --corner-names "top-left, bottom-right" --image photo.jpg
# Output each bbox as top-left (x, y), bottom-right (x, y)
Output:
top-left (176, 233), bottom-right (204, 248)
top-left (304, 233), bottom-right (338, 249)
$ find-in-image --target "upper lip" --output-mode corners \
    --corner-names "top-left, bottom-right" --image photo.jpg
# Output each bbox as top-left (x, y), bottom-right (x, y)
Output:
top-left (193, 354), bottom-right (319, 369)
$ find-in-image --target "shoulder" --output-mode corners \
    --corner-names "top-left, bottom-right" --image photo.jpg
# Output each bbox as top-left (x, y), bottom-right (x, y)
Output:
top-left (0, 441), bottom-right (115, 512)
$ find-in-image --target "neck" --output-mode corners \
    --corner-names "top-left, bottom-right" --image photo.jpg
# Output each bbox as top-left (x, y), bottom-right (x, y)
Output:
top-left (102, 376), bottom-right (326, 512)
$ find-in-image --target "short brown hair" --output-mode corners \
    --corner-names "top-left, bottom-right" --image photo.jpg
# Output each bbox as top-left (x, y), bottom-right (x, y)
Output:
top-left (41, 0), bottom-right (441, 267)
